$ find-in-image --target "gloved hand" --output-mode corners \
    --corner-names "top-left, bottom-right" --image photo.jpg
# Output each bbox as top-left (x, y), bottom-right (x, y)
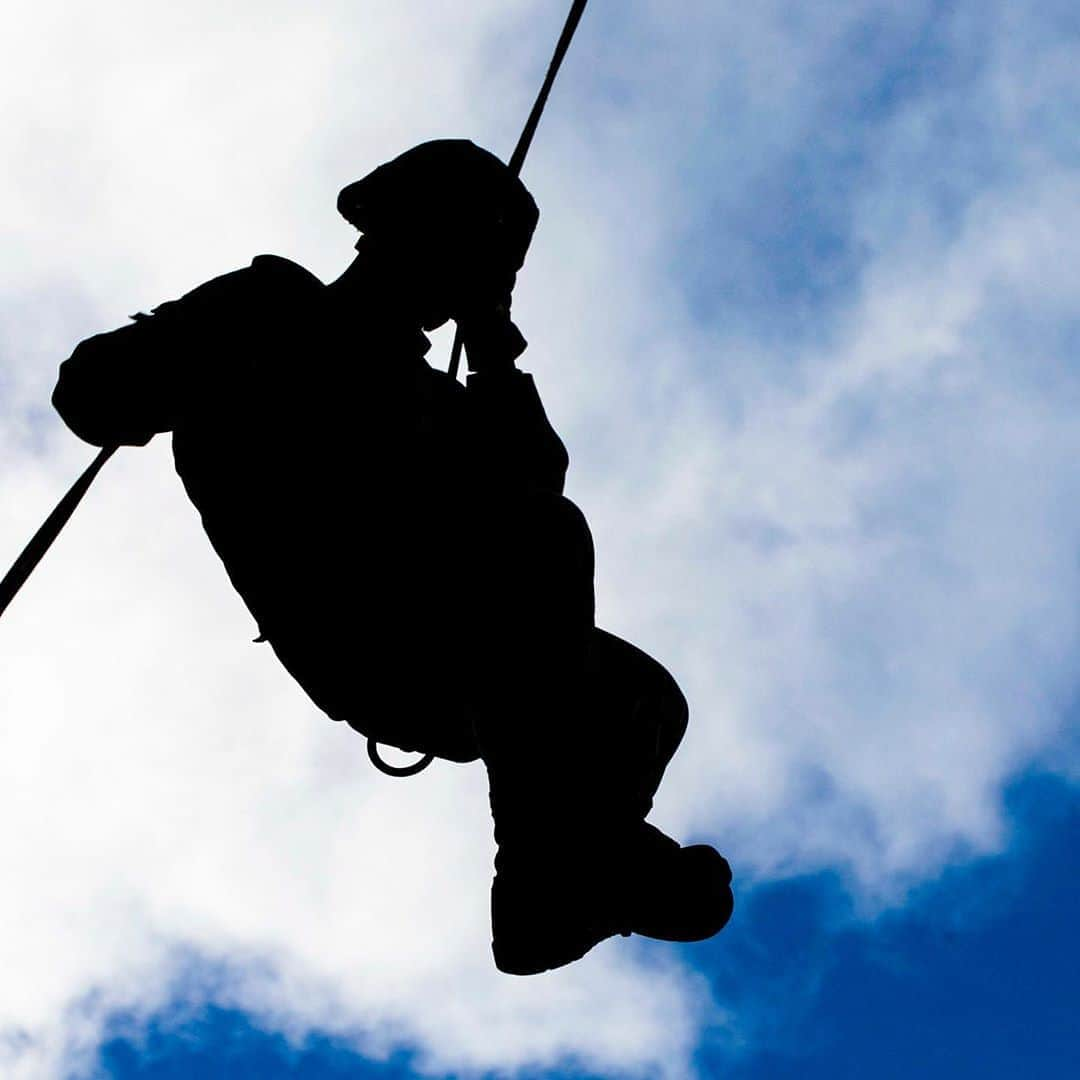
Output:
top-left (459, 304), bottom-right (528, 374)
top-left (453, 267), bottom-right (527, 374)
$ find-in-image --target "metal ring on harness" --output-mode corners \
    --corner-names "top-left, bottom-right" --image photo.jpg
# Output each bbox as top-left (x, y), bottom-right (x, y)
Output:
top-left (367, 738), bottom-right (435, 778)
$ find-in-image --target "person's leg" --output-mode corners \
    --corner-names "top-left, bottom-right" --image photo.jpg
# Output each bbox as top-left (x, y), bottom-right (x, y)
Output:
top-left (468, 493), bottom-right (733, 974)
top-left (468, 490), bottom-right (596, 830)
top-left (585, 628), bottom-right (689, 818)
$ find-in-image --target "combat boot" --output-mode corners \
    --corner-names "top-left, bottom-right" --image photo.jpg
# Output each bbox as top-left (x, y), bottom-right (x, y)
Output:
top-left (491, 821), bottom-right (733, 976)
top-left (480, 629), bottom-right (734, 975)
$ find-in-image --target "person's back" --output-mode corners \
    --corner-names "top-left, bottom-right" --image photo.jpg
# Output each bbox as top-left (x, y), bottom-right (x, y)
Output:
top-left (56, 246), bottom-right (507, 757)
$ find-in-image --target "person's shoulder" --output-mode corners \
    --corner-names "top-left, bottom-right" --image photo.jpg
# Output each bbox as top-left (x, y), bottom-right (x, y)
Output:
top-left (249, 254), bottom-right (325, 292)
top-left (161, 255), bottom-right (323, 316)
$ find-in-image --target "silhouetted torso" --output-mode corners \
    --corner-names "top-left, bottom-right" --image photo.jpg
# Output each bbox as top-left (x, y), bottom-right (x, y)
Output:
top-left (54, 253), bottom-right (569, 759)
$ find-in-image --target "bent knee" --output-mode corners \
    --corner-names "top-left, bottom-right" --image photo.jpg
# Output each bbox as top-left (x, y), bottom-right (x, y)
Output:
top-left (508, 492), bottom-right (595, 570)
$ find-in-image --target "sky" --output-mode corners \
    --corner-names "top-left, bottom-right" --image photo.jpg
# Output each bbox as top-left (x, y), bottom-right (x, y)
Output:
top-left (1, 1), bottom-right (1079, 1077)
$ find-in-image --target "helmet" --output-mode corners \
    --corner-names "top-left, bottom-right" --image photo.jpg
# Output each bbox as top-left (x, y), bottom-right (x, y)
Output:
top-left (336, 139), bottom-right (540, 272)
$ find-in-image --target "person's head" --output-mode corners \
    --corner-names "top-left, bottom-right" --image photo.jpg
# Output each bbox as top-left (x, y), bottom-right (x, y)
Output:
top-left (335, 140), bottom-right (539, 329)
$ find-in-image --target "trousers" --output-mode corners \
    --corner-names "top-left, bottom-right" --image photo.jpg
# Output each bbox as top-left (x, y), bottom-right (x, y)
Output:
top-left (265, 488), bottom-right (687, 823)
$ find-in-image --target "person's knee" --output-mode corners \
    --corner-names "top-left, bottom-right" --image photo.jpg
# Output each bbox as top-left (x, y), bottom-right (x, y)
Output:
top-left (512, 492), bottom-right (594, 578)
top-left (465, 492), bottom-right (595, 666)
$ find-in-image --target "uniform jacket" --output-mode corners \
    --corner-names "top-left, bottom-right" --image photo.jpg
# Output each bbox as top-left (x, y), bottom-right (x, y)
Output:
top-left (52, 255), bottom-right (569, 757)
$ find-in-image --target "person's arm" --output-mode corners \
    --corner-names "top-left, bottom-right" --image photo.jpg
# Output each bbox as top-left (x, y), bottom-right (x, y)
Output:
top-left (52, 304), bottom-right (190, 447)
top-left (52, 257), bottom-right (317, 448)
top-left (465, 367), bottom-right (569, 494)
top-left (460, 309), bottom-right (569, 494)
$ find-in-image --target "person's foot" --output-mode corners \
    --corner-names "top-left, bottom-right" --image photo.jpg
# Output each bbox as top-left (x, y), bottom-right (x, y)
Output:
top-left (490, 823), bottom-right (733, 975)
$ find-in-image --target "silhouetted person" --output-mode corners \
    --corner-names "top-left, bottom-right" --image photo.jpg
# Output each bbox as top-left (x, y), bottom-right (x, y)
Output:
top-left (51, 140), bottom-right (733, 974)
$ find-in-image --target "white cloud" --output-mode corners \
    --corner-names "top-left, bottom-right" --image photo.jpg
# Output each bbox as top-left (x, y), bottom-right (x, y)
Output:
top-left (2, 0), bottom-right (1078, 1076)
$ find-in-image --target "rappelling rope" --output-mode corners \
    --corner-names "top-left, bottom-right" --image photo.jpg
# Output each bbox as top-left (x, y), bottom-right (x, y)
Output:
top-left (0, 444), bottom-right (116, 621)
top-left (371, 0), bottom-right (590, 777)
top-left (0, 2), bottom-right (591, 783)
top-left (1, 1), bottom-right (590, 630)
top-left (447, 0), bottom-right (589, 382)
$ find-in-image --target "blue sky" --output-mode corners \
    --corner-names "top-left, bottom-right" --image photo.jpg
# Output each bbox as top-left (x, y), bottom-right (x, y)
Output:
top-left (98, 772), bottom-right (1079, 1077)
top-left (2, 1), bottom-right (1080, 1077)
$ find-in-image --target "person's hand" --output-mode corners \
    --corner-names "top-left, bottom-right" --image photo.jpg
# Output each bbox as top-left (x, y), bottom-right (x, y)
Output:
top-left (458, 300), bottom-right (527, 374)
